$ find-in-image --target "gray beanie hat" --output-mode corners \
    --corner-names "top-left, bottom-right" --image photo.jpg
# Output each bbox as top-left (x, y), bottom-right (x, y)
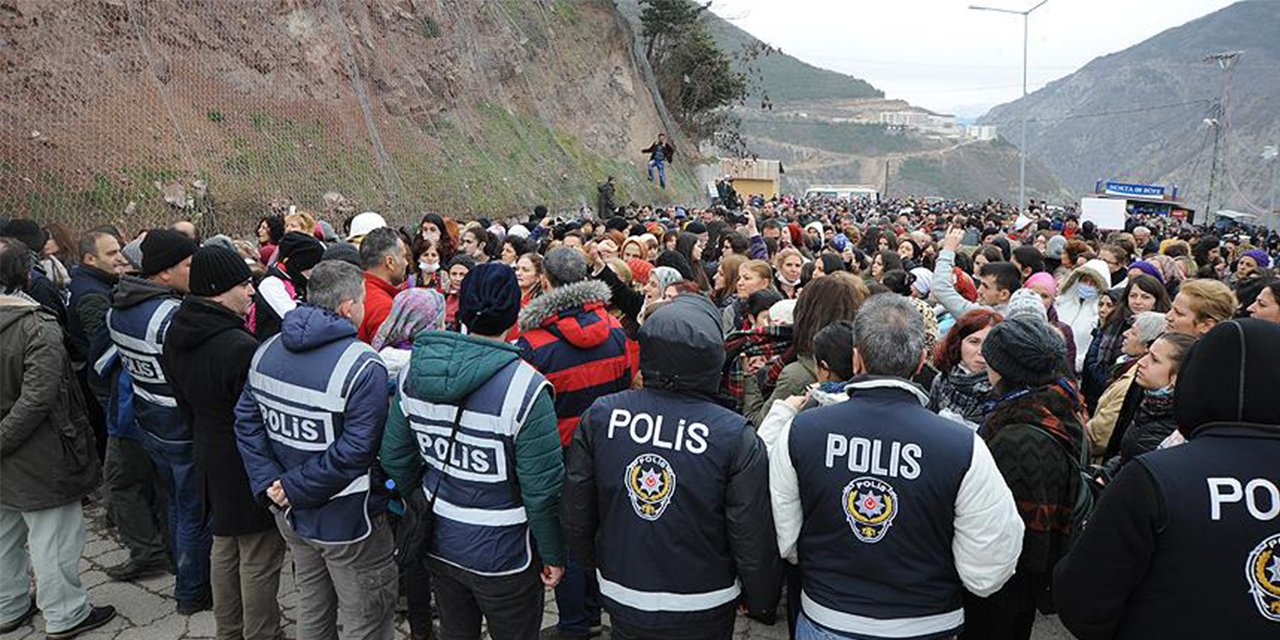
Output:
top-left (982, 316), bottom-right (1066, 386)
top-left (1005, 288), bottom-right (1048, 323)
top-left (1046, 234), bottom-right (1068, 257)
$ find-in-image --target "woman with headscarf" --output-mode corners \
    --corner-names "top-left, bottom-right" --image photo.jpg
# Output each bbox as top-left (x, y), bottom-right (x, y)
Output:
top-left (248, 231), bottom-right (324, 339)
top-left (371, 287), bottom-right (446, 381)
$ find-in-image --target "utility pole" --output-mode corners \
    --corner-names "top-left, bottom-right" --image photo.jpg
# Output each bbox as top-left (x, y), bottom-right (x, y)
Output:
top-left (1203, 50), bottom-right (1241, 224)
top-left (1265, 144), bottom-right (1278, 236)
top-left (970, 0), bottom-right (1049, 214)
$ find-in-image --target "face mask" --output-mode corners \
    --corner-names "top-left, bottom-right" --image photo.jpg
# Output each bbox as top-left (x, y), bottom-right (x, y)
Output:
top-left (422, 231), bottom-right (440, 244)
top-left (419, 261), bottom-right (439, 273)
top-left (1077, 283), bottom-right (1099, 300)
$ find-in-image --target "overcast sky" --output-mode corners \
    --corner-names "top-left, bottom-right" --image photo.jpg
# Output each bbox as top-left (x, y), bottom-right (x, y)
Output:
top-left (709, 0), bottom-right (1240, 119)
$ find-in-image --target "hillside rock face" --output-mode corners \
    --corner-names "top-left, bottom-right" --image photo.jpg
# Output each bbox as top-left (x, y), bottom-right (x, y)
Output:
top-left (0, 0), bottom-right (698, 227)
top-left (980, 0), bottom-right (1280, 216)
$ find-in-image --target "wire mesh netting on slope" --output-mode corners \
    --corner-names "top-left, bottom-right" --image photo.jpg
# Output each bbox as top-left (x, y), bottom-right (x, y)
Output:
top-left (0, 0), bottom-right (698, 236)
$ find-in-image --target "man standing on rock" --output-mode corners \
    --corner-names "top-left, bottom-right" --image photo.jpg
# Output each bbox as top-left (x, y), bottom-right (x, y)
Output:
top-left (641, 133), bottom-right (675, 190)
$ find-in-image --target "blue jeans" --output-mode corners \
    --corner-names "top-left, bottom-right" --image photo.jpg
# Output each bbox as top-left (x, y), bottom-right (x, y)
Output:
top-left (796, 613), bottom-right (850, 640)
top-left (647, 159), bottom-right (666, 188)
top-left (553, 554), bottom-right (600, 636)
top-left (142, 435), bottom-right (211, 605)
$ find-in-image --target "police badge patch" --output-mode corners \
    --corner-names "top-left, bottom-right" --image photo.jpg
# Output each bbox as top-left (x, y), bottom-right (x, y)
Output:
top-left (1245, 532), bottom-right (1280, 622)
top-left (624, 453), bottom-right (676, 521)
top-left (842, 476), bottom-right (899, 543)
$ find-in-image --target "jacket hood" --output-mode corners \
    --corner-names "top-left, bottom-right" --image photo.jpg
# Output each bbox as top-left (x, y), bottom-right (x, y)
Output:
top-left (517, 279), bottom-right (614, 348)
top-left (404, 330), bottom-right (520, 403)
top-left (279, 304), bottom-right (358, 352)
top-left (1063, 259), bottom-right (1111, 293)
top-left (165, 296), bottom-right (250, 351)
top-left (639, 294), bottom-right (724, 394)
top-left (0, 293), bottom-right (43, 333)
top-left (112, 274), bottom-right (177, 309)
top-left (1176, 318), bottom-right (1280, 436)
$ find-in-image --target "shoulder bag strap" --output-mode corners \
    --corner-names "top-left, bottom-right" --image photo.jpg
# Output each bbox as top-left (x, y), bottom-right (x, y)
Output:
top-left (427, 395), bottom-right (470, 508)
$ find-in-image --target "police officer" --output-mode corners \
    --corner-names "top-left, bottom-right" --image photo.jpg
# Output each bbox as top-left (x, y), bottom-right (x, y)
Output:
top-left (768, 294), bottom-right (1024, 640)
top-left (234, 260), bottom-right (398, 640)
top-left (563, 294), bottom-right (782, 640)
top-left (1055, 319), bottom-right (1280, 639)
top-left (106, 229), bottom-right (212, 613)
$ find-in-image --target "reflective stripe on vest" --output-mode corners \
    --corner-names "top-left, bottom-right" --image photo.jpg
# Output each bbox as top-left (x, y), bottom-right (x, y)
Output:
top-left (598, 570), bottom-right (740, 613)
top-left (800, 591), bottom-right (963, 639)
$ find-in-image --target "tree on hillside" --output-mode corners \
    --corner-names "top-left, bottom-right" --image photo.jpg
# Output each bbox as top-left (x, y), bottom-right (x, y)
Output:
top-left (639, 0), bottom-right (751, 151)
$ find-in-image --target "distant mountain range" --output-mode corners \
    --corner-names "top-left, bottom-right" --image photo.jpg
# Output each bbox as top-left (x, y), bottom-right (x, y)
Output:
top-left (701, 13), bottom-right (882, 105)
top-left (696, 6), bottom-right (1069, 202)
top-left (979, 0), bottom-right (1280, 216)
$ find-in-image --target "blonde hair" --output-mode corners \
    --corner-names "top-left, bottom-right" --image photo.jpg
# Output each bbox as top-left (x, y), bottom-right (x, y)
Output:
top-left (773, 247), bottom-right (804, 270)
top-left (1178, 278), bottom-right (1237, 324)
top-left (284, 210), bottom-right (316, 236)
top-left (740, 259), bottom-right (772, 283)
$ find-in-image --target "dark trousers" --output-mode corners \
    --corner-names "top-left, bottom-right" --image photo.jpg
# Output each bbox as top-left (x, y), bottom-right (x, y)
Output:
top-left (553, 553), bottom-right (600, 636)
top-left (611, 613), bottom-right (735, 640)
top-left (961, 571), bottom-right (1044, 640)
top-left (427, 559), bottom-right (544, 640)
top-left (403, 556), bottom-right (433, 639)
top-left (104, 436), bottom-right (168, 566)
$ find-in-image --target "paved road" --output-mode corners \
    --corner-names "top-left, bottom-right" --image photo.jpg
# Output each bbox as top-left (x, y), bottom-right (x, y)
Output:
top-left (0, 504), bottom-right (1073, 639)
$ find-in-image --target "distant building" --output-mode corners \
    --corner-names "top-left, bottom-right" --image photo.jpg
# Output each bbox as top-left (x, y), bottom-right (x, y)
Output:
top-left (963, 124), bottom-right (998, 141)
top-left (721, 158), bottom-right (784, 199)
top-left (879, 111), bottom-right (959, 137)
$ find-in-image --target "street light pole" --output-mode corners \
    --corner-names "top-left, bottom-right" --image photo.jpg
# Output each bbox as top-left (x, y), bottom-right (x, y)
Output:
top-left (971, 0), bottom-right (1049, 214)
top-left (1265, 144), bottom-right (1278, 236)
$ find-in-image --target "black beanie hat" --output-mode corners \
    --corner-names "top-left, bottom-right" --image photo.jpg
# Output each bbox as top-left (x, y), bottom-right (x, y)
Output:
top-left (982, 316), bottom-right (1065, 387)
top-left (277, 231), bottom-right (325, 272)
top-left (1174, 319), bottom-right (1280, 437)
top-left (0, 219), bottom-right (48, 254)
top-left (458, 263), bottom-right (520, 336)
top-left (140, 228), bottom-right (198, 276)
top-left (189, 245), bottom-right (251, 296)
top-left (684, 221), bottom-right (708, 235)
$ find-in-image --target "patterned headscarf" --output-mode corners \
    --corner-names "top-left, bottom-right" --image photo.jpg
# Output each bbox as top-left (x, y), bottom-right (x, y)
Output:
top-left (372, 287), bottom-right (446, 351)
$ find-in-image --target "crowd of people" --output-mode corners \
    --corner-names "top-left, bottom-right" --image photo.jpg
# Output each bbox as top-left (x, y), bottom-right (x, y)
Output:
top-left (0, 192), bottom-right (1278, 640)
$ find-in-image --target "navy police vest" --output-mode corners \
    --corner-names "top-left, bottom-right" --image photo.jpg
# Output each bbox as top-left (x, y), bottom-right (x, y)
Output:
top-left (245, 334), bottom-right (384, 543)
top-left (789, 383), bottom-right (974, 640)
top-left (398, 358), bottom-right (550, 575)
top-left (1120, 425), bottom-right (1280, 638)
top-left (108, 296), bottom-right (184, 442)
top-left (588, 388), bottom-right (747, 629)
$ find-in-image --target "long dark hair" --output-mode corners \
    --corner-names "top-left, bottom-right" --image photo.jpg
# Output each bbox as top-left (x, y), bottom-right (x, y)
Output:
top-left (419, 213), bottom-right (455, 263)
top-left (1105, 274), bottom-right (1171, 330)
top-left (675, 232), bottom-right (710, 291)
top-left (792, 272), bottom-right (868, 356)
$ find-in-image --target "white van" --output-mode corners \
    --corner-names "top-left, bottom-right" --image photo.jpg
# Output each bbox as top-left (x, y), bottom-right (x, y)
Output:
top-left (804, 185), bottom-right (880, 203)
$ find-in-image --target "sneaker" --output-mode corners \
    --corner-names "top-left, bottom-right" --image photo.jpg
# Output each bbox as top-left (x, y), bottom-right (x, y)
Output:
top-left (0, 596), bottom-right (38, 633)
top-left (176, 598), bottom-right (212, 615)
top-left (46, 605), bottom-right (116, 640)
top-left (104, 559), bottom-right (170, 581)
